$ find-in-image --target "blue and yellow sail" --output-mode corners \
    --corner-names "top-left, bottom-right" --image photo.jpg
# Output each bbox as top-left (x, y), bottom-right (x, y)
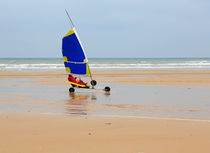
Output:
top-left (62, 27), bottom-right (90, 75)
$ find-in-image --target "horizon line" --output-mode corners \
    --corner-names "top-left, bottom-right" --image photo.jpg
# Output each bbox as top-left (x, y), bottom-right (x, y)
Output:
top-left (1, 57), bottom-right (210, 59)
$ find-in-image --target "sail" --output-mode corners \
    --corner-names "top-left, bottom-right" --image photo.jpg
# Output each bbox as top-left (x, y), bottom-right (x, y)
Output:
top-left (62, 27), bottom-right (90, 75)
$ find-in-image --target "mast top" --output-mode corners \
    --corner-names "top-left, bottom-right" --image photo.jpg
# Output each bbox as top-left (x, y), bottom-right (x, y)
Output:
top-left (65, 9), bottom-right (75, 28)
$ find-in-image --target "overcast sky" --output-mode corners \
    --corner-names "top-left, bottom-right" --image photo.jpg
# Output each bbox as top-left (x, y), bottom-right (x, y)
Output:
top-left (0, 0), bottom-right (210, 58)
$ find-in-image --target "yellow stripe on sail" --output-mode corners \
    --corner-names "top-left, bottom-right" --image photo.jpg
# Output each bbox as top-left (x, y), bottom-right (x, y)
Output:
top-left (63, 56), bottom-right (67, 62)
top-left (86, 64), bottom-right (90, 75)
top-left (65, 67), bottom-right (71, 73)
top-left (84, 59), bottom-right (87, 63)
top-left (63, 28), bottom-right (75, 38)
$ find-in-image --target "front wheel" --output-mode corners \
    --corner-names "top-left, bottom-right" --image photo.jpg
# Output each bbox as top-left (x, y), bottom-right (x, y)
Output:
top-left (69, 87), bottom-right (75, 93)
top-left (91, 80), bottom-right (97, 86)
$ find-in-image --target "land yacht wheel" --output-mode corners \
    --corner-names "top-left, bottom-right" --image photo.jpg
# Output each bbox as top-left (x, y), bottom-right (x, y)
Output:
top-left (69, 87), bottom-right (75, 93)
top-left (91, 80), bottom-right (97, 86)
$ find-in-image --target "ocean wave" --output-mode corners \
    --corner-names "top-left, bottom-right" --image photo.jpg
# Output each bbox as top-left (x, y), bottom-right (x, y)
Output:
top-left (1, 59), bottom-right (210, 71)
top-left (0, 64), bottom-right (64, 71)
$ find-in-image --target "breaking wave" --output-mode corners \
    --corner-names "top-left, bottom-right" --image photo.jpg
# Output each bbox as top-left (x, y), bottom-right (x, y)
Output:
top-left (1, 58), bottom-right (210, 72)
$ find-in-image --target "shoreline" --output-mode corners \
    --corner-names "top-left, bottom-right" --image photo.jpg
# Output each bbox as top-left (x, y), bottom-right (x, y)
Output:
top-left (2, 69), bottom-right (210, 75)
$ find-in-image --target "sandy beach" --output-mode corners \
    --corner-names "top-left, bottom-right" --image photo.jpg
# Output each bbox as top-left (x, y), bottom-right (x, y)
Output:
top-left (1, 70), bottom-right (210, 153)
top-left (0, 113), bottom-right (210, 153)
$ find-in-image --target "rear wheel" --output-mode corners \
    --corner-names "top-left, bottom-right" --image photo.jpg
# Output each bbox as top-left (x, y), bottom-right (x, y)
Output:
top-left (91, 80), bottom-right (97, 86)
top-left (104, 86), bottom-right (110, 92)
top-left (69, 87), bottom-right (75, 93)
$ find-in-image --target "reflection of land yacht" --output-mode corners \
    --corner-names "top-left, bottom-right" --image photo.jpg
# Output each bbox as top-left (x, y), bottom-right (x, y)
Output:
top-left (65, 93), bottom-right (97, 115)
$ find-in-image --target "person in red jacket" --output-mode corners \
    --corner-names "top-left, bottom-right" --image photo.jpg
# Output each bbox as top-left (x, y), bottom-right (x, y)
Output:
top-left (68, 74), bottom-right (89, 87)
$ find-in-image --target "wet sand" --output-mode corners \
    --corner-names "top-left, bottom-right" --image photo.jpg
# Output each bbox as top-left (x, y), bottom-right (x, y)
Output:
top-left (1, 70), bottom-right (210, 87)
top-left (1, 70), bottom-right (210, 153)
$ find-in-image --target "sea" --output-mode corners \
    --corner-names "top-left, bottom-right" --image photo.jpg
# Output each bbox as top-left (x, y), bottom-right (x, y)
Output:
top-left (0, 58), bottom-right (210, 72)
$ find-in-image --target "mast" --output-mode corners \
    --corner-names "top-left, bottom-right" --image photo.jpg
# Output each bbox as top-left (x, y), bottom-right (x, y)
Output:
top-left (65, 9), bottom-right (74, 28)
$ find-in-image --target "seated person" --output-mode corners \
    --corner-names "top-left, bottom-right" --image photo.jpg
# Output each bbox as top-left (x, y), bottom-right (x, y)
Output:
top-left (68, 74), bottom-right (90, 87)
top-left (68, 74), bottom-right (76, 82)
